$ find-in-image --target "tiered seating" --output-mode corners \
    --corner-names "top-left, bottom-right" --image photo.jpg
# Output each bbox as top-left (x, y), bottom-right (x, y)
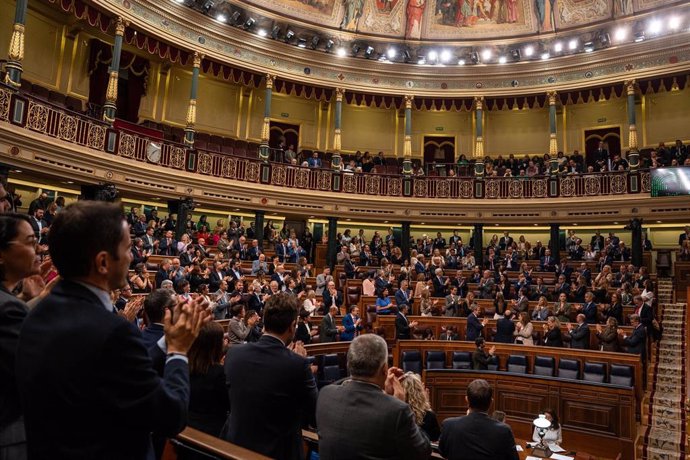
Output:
top-left (19, 79), bottom-right (84, 113)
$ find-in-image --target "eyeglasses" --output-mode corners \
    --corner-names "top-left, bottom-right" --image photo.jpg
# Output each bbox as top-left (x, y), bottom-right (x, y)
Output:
top-left (7, 236), bottom-right (39, 247)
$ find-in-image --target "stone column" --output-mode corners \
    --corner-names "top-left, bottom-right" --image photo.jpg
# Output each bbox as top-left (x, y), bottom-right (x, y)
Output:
top-left (402, 95), bottom-right (414, 175)
top-left (258, 74), bottom-right (275, 161)
top-left (625, 80), bottom-right (640, 170)
top-left (3, 0), bottom-right (28, 89)
top-left (254, 210), bottom-right (265, 250)
top-left (548, 90), bottom-right (558, 156)
top-left (327, 216), bottom-right (338, 270)
top-left (102, 17), bottom-right (127, 124)
top-left (549, 223), bottom-right (560, 265)
top-left (183, 52), bottom-right (203, 147)
top-left (474, 96), bottom-right (485, 177)
top-left (473, 223), bottom-right (484, 267)
top-left (331, 87), bottom-right (344, 170)
top-left (401, 221), bottom-right (411, 262)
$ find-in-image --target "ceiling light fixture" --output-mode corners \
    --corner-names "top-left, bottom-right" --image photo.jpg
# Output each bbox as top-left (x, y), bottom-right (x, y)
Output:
top-left (669, 16), bottom-right (681, 30)
top-left (297, 38), bottom-right (307, 48)
top-left (428, 50), bottom-right (438, 61)
top-left (364, 46), bottom-right (375, 58)
top-left (270, 25), bottom-right (281, 39)
top-left (351, 43), bottom-right (361, 55)
top-left (510, 49), bottom-right (521, 61)
top-left (648, 19), bottom-right (662, 35)
top-left (634, 31), bottom-right (645, 42)
top-left (540, 52), bottom-right (550, 60)
top-left (440, 49), bottom-right (452, 63)
top-left (243, 17), bottom-right (255, 29)
top-left (553, 42), bottom-right (563, 53)
top-left (457, 58), bottom-right (466, 65)
top-left (257, 28), bottom-right (267, 37)
top-left (470, 51), bottom-right (479, 64)
top-left (583, 41), bottom-right (594, 52)
top-left (310, 36), bottom-right (320, 50)
top-left (324, 39), bottom-right (334, 52)
top-left (215, 13), bottom-right (226, 22)
top-left (284, 29), bottom-right (295, 42)
top-left (568, 39), bottom-right (578, 50)
top-left (524, 45), bottom-right (534, 57)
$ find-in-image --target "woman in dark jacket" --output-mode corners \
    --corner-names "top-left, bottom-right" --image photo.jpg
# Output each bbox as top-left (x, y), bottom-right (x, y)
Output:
top-left (596, 317), bottom-right (621, 352)
top-left (187, 321), bottom-right (231, 437)
top-left (604, 292), bottom-right (624, 325)
top-left (295, 309), bottom-right (315, 344)
top-left (542, 316), bottom-right (563, 347)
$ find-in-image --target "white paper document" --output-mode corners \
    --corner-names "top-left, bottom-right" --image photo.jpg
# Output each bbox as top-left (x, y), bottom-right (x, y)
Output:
top-left (549, 454), bottom-right (574, 460)
top-left (548, 443), bottom-right (566, 453)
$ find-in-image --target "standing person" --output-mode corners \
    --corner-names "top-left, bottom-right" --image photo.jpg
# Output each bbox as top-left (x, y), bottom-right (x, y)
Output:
top-left (472, 338), bottom-right (496, 370)
top-left (396, 304), bottom-right (418, 340)
top-left (315, 334), bottom-right (431, 460)
top-left (565, 313), bottom-right (590, 349)
top-left (466, 305), bottom-right (488, 341)
top-left (222, 292), bottom-right (318, 460)
top-left (400, 372), bottom-right (441, 442)
top-left (320, 305), bottom-right (344, 343)
top-left (439, 379), bottom-right (519, 460)
top-left (0, 214), bottom-right (42, 460)
top-left (340, 306), bottom-right (362, 341)
top-left (15, 201), bottom-right (209, 460)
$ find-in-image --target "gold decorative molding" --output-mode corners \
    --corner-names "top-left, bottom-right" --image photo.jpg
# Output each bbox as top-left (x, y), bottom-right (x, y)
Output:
top-left (625, 79), bottom-right (637, 96)
top-left (629, 124), bottom-right (638, 150)
top-left (333, 128), bottom-right (341, 152)
top-left (474, 96), bottom-right (484, 111)
top-left (547, 90), bottom-right (558, 106)
top-left (192, 51), bottom-right (203, 68)
top-left (474, 136), bottom-right (484, 158)
top-left (7, 23), bottom-right (25, 62)
top-left (185, 98), bottom-right (197, 127)
top-left (261, 116), bottom-right (270, 141)
top-left (335, 87), bottom-right (345, 102)
top-left (114, 16), bottom-right (128, 36)
top-left (265, 73), bottom-right (275, 90)
top-left (403, 134), bottom-right (411, 158)
top-left (549, 133), bottom-right (558, 156)
top-left (105, 70), bottom-right (119, 104)
top-left (404, 94), bottom-right (414, 109)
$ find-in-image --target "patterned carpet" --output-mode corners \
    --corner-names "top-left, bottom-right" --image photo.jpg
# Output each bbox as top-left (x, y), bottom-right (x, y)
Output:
top-left (641, 279), bottom-right (687, 460)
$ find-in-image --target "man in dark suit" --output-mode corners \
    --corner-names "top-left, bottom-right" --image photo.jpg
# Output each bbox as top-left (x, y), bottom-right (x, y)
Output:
top-left (565, 314), bottom-right (590, 349)
top-left (579, 291), bottom-right (598, 324)
top-left (621, 314), bottom-right (646, 361)
top-left (466, 305), bottom-right (488, 342)
top-left (439, 379), bottom-right (519, 460)
top-left (499, 231), bottom-right (513, 251)
top-left (678, 226), bottom-right (690, 247)
top-left (595, 141), bottom-right (609, 171)
top-left (432, 268), bottom-right (449, 297)
top-left (323, 281), bottom-right (343, 312)
top-left (494, 310), bottom-right (515, 343)
top-left (15, 201), bottom-right (208, 460)
top-left (395, 304), bottom-right (417, 340)
top-left (395, 280), bottom-right (412, 310)
top-left (320, 306), bottom-right (343, 343)
top-left (316, 334), bottom-right (431, 460)
top-left (141, 288), bottom-right (177, 349)
top-left (540, 249), bottom-right (556, 272)
top-left (158, 230), bottom-right (178, 256)
top-left (223, 292), bottom-right (318, 459)
top-left (591, 230), bottom-right (605, 251)
top-left (472, 338), bottom-right (496, 370)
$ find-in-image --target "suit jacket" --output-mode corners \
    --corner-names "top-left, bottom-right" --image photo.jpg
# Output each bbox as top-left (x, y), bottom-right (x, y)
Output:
top-left (320, 314), bottom-right (339, 343)
top-left (540, 255), bottom-right (556, 272)
top-left (582, 301), bottom-right (598, 324)
top-left (395, 289), bottom-right (411, 308)
top-left (472, 349), bottom-right (491, 370)
top-left (591, 235), bottom-right (605, 250)
top-left (567, 323), bottom-right (590, 349)
top-left (439, 412), bottom-right (519, 460)
top-left (624, 324), bottom-right (647, 357)
top-left (322, 290), bottom-right (343, 310)
top-left (295, 322), bottom-right (312, 345)
top-left (543, 328), bottom-right (563, 347)
top-left (340, 314), bottom-right (361, 341)
top-left (0, 286), bottom-right (29, 445)
top-left (494, 317), bottom-right (515, 343)
top-left (223, 335), bottom-right (317, 459)
top-left (158, 238), bottom-right (178, 256)
top-left (466, 313), bottom-right (483, 342)
top-left (15, 280), bottom-right (190, 460)
top-left (316, 380), bottom-right (430, 460)
top-left (396, 312), bottom-right (412, 339)
top-left (432, 276), bottom-right (447, 297)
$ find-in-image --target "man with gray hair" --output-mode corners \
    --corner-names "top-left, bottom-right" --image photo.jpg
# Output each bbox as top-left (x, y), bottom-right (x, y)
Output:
top-left (316, 334), bottom-right (430, 460)
top-left (160, 279), bottom-right (174, 290)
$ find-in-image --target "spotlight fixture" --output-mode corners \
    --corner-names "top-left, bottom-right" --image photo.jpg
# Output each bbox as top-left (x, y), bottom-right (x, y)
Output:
top-left (553, 42), bottom-right (563, 53)
top-left (614, 27), bottom-right (627, 42)
top-left (297, 38), bottom-right (307, 48)
top-left (458, 59), bottom-right (466, 65)
top-left (215, 13), bottom-right (226, 22)
top-left (648, 19), bottom-right (662, 35)
top-left (257, 28), bottom-right (267, 37)
top-left (336, 47), bottom-right (347, 57)
top-left (583, 41), bottom-right (594, 52)
top-left (351, 43), bottom-right (361, 55)
top-left (229, 11), bottom-right (241, 24)
top-left (510, 49), bottom-right (521, 61)
top-left (669, 16), bottom-right (681, 30)
top-left (481, 49), bottom-right (492, 61)
top-left (540, 52), bottom-right (550, 60)
top-left (387, 47), bottom-right (397, 59)
top-left (284, 29), bottom-right (295, 42)
top-left (310, 36), bottom-right (320, 50)
top-left (599, 32), bottom-right (611, 47)
top-left (440, 49), bottom-right (452, 63)
top-left (201, 0), bottom-right (213, 12)
top-left (470, 51), bottom-right (480, 64)
top-left (402, 49), bottom-right (412, 62)
top-left (270, 25), bottom-right (281, 39)
top-left (428, 50), bottom-right (438, 61)
top-left (243, 18), bottom-right (255, 29)
top-left (524, 45), bottom-right (534, 57)
top-left (417, 56), bottom-right (426, 65)
top-left (634, 31), bottom-right (645, 42)
top-left (498, 55), bottom-right (507, 64)
top-left (568, 39), bottom-right (578, 50)
top-left (324, 39), bottom-right (334, 52)
top-left (364, 46), bottom-right (375, 58)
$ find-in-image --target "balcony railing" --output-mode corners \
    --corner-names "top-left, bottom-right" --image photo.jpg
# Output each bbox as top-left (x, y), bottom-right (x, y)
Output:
top-left (0, 84), bottom-right (652, 200)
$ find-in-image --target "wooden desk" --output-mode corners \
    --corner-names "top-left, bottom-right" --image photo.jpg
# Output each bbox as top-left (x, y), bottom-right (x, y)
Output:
top-left (424, 370), bottom-right (634, 460)
top-left (164, 427), bottom-right (271, 460)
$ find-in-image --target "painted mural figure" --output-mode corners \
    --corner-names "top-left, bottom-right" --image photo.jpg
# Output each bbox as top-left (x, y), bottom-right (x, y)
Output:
top-left (506, 0), bottom-right (518, 22)
top-left (340, 0), bottom-right (364, 30)
top-left (535, 0), bottom-right (555, 31)
top-left (406, 0), bottom-right (426, 38)
top-left (492, 0), bottom-right (507, 24)
top-left (615, 0), bottom-right (633, 16)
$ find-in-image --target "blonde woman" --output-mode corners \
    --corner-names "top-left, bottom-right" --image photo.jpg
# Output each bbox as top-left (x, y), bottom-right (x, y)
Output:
top-left (419, 290), bottom-right (439, 316)
top-left (400, 372), bottom-right (440, 442)
top-left (303, 289), bottom-right (320, 315)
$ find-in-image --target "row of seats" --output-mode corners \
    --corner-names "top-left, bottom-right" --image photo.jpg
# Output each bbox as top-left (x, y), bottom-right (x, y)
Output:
top-left (20, 79), bottom-right (84, 113)
top-left (401, 350), bottom-right (634, 387)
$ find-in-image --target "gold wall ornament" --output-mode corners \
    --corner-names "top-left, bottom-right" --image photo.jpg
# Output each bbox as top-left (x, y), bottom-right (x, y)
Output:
top-left (335, 87), bottom-right (345, 102)
top-left (7, 23), bottom-right (25, 62)
top-left (625, 79), bottom-right (636, 96)
top-left (105, 70), bottom-right (119, 103)
top-left (629, 124), bottom-right (638, 150)
top-left (261, 116), bottom-right (270, 141)
top-left (0, 87), bottom-right (11, 121)
top-left (193, 52), bottom-right (203, 69)
top-left (333, 128), bottom-right (341, 151)
top-left (474, 96), bottom-right (484, 111)
top-left (185, 99), bottom-right (197, 127)
top-left (549, 133), bottom-right (558, 156)
top-left (547, 91), bottom-right (558, 106)
top-left (404, 94), bottom-right (414, 109)
top-left (474, 136), bottom-right (484, 158)
top-left (265, 74), bottom-right (275, 90)
top-left (403, 134), bottom-right (412, 158)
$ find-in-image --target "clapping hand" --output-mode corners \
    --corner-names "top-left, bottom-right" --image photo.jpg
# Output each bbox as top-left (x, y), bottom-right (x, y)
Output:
top-left (410, 321), bottom-right (419, 328)
top-left (488, 345), bottom-right (496, 355)
top-left (566, 323), bottom-right (573, 331)
top-left (481, 318), bottom-right (489, 326)
top-left (596, 324), bottom-right (603, 333)
top-left (384, 367), bottom-right (406, 401)
top-left (288, 340), bottom-right (307, 357)
top-left (164, 296), bottom-right (212, 355)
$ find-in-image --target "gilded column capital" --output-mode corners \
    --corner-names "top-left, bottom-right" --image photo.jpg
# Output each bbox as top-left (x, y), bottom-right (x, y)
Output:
top-left (547, 90), bottom-right (558, 106)
top-left (404, 94), bottom-right (414, 109)
top-left (335, 87), bottom-right (345, 102)
top-left (265, 74), bottom-right (275, 90)
top-left (192, 51), bottom-right (203, 68)
top-left (625, 80), bottom-right (636, 96)
top-left (474, 96), bottom-right (484, 111)
top-left (114, 17), bottom-right (129, 36)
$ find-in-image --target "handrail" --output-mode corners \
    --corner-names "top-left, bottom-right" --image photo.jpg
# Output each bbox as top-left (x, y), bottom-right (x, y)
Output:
top-left (172, 427), bottom-right (271, 460)
top-left (0, 85), bottom-right (653, 199)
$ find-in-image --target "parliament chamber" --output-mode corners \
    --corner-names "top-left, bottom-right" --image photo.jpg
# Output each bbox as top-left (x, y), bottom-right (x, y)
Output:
top-left (0, 0), bottom-right (689, 458)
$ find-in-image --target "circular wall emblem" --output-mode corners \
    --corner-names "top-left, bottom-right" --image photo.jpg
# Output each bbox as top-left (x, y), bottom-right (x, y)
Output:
top-left (8, 145), bottom-right (19, 156)
top-left (440, 82), bottom-right (448, 89)
top-left (405, 81), bottom-right (414, 88)
top-left (547, 76), bottom-right (556, 83)
top-left (304, 67), bottom-right (311, 75)
top-left (475, 82), bottom-right (483, 89)
top-left (584, 71), bottom-right (593, 78)
top-left (260, 197), bottom-right (268, 205)
top-left (104, 170), bottom-right (114, 179)
top-left (511, 80), bottom-right (519, 87)
top-left (198, 36), bottom-right (206, 44)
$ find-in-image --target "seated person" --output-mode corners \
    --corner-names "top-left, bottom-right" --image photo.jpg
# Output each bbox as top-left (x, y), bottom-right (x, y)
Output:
top-left (532, 409), bottom-right (562, 449)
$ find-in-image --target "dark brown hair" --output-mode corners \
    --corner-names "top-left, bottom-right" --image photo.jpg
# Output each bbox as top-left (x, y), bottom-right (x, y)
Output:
top-left (188, 321), bottom-right (225, 375)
